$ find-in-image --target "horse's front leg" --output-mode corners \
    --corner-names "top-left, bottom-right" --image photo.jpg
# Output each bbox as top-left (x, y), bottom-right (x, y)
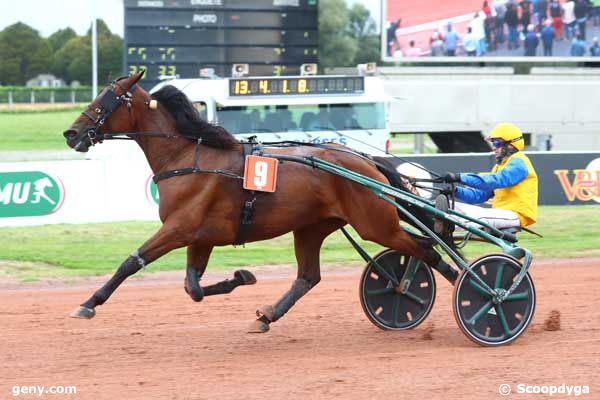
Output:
top-left (70, 223), bottom-right (189, 319)
top-left (184, 244), bottom-right (256, 302)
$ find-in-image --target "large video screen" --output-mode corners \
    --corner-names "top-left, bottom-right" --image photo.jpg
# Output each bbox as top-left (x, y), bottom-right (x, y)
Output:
top-left (382, 0), bottom-right (600, 61)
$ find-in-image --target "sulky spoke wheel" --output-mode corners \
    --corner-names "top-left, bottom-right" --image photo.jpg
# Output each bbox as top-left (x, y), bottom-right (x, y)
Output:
top-left (359, 249), bottom-right (436, 330)
top-left (452, 254), bottom-right (536, 347)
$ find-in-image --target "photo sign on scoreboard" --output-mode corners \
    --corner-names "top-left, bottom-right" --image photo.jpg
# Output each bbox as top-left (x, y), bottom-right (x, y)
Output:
top-left (124, 0), bottom-right (319, 88)
top-left (382, 0), bottom-right (600, 62)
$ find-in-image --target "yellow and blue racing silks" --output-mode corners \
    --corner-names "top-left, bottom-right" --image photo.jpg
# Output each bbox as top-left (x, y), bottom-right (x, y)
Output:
top-left (455, 152), bottom-right (538, 226)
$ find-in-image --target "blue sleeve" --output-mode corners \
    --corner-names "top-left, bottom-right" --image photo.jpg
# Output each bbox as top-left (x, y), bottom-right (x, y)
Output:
top-left (455, 157), bottom-right (528, 204)
top-left (455, 186), bottom-right (493, 204)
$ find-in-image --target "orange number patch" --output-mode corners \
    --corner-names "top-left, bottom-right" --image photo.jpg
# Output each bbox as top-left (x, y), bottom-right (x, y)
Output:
top-left (243, 155), bottom-right (278, 193)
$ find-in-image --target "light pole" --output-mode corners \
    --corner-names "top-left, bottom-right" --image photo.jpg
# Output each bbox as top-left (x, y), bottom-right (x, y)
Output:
top-left (92, 17), bottom-right (98, 97)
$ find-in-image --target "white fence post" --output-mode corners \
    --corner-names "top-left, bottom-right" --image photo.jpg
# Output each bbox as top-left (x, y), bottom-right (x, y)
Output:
top-left (70, 90), bottom-right (75, 103)
top-left (30, 91), bottom-right (35, 104)
top-left (8, 91), bottom-right (13, 105)
top-left (50, 91), bottom-right (55, 103)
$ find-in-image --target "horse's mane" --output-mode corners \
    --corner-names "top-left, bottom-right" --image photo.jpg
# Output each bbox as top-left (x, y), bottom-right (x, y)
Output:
top-left (151, 85), bottom-right (239, 149)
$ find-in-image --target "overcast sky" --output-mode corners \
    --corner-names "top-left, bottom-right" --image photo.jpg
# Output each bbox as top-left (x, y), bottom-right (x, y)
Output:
top-left (0, 0), bottom-right (381, 38)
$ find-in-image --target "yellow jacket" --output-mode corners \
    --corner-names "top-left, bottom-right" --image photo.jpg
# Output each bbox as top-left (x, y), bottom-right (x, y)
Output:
top-left (491, 152), bottom-right (538, 226)
top-left (457, 152), bottom-right (538, 226)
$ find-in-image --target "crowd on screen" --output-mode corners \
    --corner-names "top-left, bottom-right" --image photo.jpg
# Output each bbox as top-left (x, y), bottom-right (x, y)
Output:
top-left (388, 0), bottom-right (600, 58)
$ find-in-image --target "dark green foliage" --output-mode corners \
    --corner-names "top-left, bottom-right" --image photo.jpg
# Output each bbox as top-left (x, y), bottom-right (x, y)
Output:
top-left (0, 20), bottom-right (123, 86)
top-left (348, 3), bottom-right (380, 65)
top-left (48, 27), bottom-right (77, 53)
top-left (318, 0), bottom-right (380, 69)
top-left (0, 23), bottom-right (52, 85)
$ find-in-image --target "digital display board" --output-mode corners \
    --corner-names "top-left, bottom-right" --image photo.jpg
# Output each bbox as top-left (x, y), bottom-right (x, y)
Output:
top-left (124, 0), bottom-right (318, 88)
top-left (382, 0), bottom-right (600, 62)
top-left (126, 10), bottom-right (317, 29)
top-left (127, 46), bottom-right (317, 63)
top-left (126, 27), bottom-right (317, 46)
top-left (229, 77), bottom-right (364, 97)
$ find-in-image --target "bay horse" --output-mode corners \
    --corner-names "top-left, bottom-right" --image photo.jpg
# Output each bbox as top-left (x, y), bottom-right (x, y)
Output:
top-left (63, 71), bottom-right (452, 333)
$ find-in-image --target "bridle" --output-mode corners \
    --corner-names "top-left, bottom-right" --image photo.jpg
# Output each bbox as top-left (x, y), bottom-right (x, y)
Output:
top-left (72, 77), bottom-right (195, 152)
top-left (75, 77), bottom-right (137, 150)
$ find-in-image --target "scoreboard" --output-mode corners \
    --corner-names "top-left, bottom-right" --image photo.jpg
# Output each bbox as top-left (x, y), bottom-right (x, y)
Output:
top-left (124, 0), bottom-right (319, 88)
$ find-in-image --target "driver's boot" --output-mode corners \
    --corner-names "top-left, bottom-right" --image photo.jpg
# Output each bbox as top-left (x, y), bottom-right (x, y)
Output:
top-left (434, 194), bottom-right (449, 235)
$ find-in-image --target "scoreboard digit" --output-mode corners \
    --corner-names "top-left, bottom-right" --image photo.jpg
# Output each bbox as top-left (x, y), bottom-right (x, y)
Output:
top-left (229, 77), bottom-right (365, 97)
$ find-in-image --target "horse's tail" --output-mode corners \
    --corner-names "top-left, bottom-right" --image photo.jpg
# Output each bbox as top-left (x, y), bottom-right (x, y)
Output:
top-left (372, 156), bottom-right (461, 258)
top-left (372, 156), bottom-right (435, 232)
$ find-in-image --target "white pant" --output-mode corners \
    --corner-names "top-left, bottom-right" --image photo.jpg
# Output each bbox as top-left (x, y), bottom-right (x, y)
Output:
top-left (453, 202), bottom-right (521, 230)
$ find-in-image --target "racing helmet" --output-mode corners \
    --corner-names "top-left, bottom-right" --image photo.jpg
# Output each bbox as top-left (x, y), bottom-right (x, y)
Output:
top-left (488, 123), bottom-right (524, 151)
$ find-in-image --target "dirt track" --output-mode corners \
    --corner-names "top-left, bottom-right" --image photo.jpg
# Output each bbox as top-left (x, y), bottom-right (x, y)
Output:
top-left (1, 258), bottom-right (599, 399)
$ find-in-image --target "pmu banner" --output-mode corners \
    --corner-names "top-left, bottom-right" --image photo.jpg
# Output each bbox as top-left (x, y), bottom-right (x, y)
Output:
top-left (0, 171), bottom-right (65, 217)
top-left (0, 160), bottom-right (157, 227)
top-left (387, 152), bottom-right (600, 206)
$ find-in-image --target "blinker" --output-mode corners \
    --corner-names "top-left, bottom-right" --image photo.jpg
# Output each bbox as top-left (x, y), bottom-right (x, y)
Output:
top-left (100, 89), bottom-right (123, 113)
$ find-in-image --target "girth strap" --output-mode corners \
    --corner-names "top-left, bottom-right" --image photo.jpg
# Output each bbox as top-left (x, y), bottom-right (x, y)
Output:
top-left (234, 138), bottom-right (263, 246)
top-left (148, 137), bottom-right (263, 246)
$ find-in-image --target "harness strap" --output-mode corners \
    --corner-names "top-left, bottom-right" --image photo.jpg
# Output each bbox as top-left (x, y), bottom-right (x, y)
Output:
top-left (153, 167), bottom-right (198, 183)
top-left (234, 139), bottom-right (262, 246)
top-left (193, 138), bottom-right (202, 169)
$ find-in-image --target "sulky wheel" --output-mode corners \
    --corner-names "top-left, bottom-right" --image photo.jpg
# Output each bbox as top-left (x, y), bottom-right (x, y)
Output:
top-left (360, 249), bottom-right (436, 330)
top-left (453, 254), bottom-right (536, 347)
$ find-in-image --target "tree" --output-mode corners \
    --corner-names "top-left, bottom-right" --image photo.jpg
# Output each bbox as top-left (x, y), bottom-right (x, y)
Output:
top-left (318, 0), bottom-right (358, 70)
top-left (50, 19), bottom-right (123, 84)
top-left (51, 36), bottom-right (90, 84)
top-left (0, 23), bottom-right (52, 85)
top-left (98, 35), bottom-right (124, 82)
top-left (318, 0), bottom-right (380, 69)
top-left (48, 27), bottom-right (77, 53)
top-left (348, 3), bottom-right (380, 65)
top-left (91, 19), bottom-right (124, 83)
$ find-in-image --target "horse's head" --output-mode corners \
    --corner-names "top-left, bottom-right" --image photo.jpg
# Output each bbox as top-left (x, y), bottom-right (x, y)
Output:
top-left (63, 71), bottom-right (146, 152)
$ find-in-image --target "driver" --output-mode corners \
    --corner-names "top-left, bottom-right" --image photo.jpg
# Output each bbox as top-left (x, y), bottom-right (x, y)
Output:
top-left (438, 122), bottom-right (538, 230)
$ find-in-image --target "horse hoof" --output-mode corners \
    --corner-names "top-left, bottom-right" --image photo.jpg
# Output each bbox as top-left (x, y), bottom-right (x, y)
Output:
top-left (235, 269), bottom-right (257, 285)
top-left (256, 305), bottom-right (275, 321)
top-left (247, 319), bottom-right (270, 333)
top-left (70, 306), bottom-right (96, 319)
top-left (188, 288), bottom-right (204, 302)
top-left (184, 279), bottom-right (204, 302)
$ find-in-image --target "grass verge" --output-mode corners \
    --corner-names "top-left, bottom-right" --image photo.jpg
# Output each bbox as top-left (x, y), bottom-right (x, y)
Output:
top-left (0, 205), bottom-right (598, 282)
top-left (0, 110), bottom-right (81, 150)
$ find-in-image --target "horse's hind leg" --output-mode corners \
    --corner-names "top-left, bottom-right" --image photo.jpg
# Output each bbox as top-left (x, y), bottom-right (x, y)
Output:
top-left (70, 223), bottom-right (189, 319)
top-left (347, 207), bottom-right (454, 280)
top-left (184, 244), bottom-right (256, 302)
top-left (248, 219), bottom-right (343, 333)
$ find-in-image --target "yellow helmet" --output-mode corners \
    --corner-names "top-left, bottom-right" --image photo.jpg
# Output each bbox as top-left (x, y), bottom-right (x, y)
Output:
top-left (488, 123), bottom-right (524, 151)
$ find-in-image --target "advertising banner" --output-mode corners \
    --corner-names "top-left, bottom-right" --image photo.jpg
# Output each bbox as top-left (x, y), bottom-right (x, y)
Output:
top-left (1, 151), bottom-right (597, 227)
top-left (0, 160), bottom-right (157, 227)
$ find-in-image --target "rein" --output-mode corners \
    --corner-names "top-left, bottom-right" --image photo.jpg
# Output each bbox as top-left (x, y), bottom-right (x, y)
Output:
top-left (92, 131), bottom-right (187, 142)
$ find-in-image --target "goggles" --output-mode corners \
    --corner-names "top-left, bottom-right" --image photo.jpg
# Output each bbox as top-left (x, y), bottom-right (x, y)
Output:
top-left (490, 138), bottom-right (505, 148)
